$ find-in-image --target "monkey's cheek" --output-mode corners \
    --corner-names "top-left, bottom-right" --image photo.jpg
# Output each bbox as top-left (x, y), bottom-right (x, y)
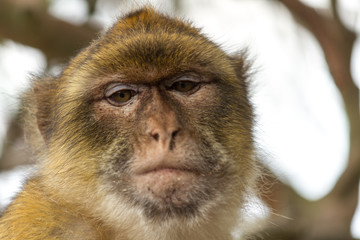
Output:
top-left (134, 170), bottom-right (198, 205)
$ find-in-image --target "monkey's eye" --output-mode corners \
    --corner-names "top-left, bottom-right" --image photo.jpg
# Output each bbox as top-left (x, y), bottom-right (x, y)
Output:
top-left (105, 85), bottom-right (137, 106)
top-left (170, 81), bottom-right (199, 93)
top-left (109, 90), bottom-right (134, 103)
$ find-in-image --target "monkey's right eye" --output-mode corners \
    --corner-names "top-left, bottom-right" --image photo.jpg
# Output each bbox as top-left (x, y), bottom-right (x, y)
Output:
top-left (109, 90), bottom-right (135, 103)
top-left (105, 85), bottom-right (137, 106)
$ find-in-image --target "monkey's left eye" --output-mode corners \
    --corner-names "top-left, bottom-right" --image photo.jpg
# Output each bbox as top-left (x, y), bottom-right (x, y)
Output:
top-left (170, 81), bottom-right (199, 93)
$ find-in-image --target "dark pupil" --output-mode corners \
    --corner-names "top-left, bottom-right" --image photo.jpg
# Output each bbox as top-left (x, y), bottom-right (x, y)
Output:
top-left (180, 82), bottom-right (187, 89)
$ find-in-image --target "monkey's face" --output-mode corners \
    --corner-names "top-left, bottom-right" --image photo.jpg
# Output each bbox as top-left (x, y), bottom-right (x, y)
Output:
top-left (90, 72), bottom-right (235, 219)
top-left (47, 9), bottom-right (255, 221)
top-left (84, 68), bottom-right (251, 221)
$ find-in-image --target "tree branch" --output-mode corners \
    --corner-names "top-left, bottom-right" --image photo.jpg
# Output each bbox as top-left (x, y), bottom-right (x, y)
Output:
top-left (277, 0), bottom-right (359, 202)
top-left (277, 0), bottom-right (356, 95)
top-left (255, 1), bottom-right (360, 239)
top-left (0, 1), bottom-right (99, 61)
top-left (330, 0), bottom-right (342, 26)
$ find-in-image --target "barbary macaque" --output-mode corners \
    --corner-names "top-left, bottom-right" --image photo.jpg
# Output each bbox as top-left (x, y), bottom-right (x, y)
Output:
top-left (0, 7), bottom-right (258, 240)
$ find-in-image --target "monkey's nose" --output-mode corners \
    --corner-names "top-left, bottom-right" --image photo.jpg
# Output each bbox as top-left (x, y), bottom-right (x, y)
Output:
top-left (149, 128), bottom-right (179, 149)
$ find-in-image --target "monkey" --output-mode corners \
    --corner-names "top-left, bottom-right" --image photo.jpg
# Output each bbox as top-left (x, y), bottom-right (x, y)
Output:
top-left (0, 7), bottom-right (258, 240)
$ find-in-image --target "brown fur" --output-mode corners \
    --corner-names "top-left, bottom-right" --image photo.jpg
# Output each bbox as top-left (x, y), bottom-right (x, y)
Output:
top-left (0, 7), bottom-right (258, 240)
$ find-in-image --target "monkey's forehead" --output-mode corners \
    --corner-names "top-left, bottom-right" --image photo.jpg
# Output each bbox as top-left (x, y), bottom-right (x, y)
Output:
top-left (111, 7), bottom-right (200, 38)
top-left (63, 7), bottom-right (235, 84)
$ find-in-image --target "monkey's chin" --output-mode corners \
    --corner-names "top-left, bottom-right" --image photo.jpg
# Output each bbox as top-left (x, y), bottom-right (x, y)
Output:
top-left (134, 168), bottom-right (199, 207)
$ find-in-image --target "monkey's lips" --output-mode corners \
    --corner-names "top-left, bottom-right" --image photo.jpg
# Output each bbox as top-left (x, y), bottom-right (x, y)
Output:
top-left (133, 166), bottom-right (200, 204)
top-left (135, 167), bottom-right (198, 184)
top-left (139, 166), bottom-right (195, 175)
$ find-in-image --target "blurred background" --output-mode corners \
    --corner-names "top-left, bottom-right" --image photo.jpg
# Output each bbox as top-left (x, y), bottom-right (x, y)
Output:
top-left (0, 0), bottom-right (359, 239)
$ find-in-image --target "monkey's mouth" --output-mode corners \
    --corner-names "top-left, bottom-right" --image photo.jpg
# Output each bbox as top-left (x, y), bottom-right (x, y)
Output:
top-left (133, 165), bottom-right (200, 205)
top-left (133, 160), bottom-right (199, 177)
top-left (135, 166), bottom-right (198, 186)
top-left (140, 166), bottom-right (196, 175)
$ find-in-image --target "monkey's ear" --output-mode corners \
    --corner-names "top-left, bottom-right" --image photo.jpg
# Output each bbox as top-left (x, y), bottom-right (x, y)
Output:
top-left (32, 78), bottom-right (55, 142)
top-left (228, 52), bottom-right (251, 82)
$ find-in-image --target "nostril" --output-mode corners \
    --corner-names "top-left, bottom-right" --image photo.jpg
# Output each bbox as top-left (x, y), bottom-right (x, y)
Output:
top-left (148, 129), bottom-right (179, 143)
top-left (171, 130), bottom-right (179, 139)
top-left (151, 133), bottom-right (159, 141)
top-left (169, 129), bottom-right (180, 151)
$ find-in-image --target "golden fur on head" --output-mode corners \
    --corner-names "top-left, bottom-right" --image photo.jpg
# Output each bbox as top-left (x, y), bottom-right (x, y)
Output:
top-left (1, 7), bottom-right (258, 240)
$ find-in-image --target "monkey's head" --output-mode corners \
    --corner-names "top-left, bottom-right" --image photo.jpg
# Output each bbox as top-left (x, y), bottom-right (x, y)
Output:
top-left (30, 8), bottom-right (257, 225)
